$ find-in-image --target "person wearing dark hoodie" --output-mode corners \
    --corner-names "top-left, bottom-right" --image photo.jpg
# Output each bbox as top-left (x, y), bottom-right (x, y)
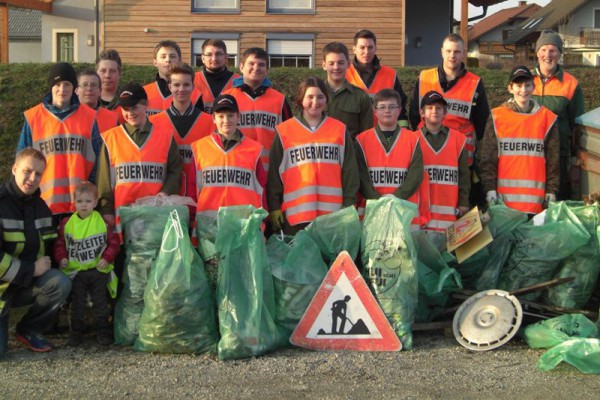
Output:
top-left (17, 62), bottom-right (101, 223)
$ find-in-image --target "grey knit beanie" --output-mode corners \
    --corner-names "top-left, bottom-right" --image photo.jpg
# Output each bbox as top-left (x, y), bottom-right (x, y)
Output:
top-left (535, 30), bottom-right (563, 53)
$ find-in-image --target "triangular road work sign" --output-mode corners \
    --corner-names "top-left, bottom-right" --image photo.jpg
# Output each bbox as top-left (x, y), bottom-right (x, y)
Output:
top-left (290, 251), bottom-right (401, 351)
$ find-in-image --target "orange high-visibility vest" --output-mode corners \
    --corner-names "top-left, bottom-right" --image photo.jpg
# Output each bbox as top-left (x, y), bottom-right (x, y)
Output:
top-left (95, 106), bottom-right (119, 134)
top-left (418, 68), bottom-right (479, 165)
top-left (346, 64), bottom-right (397, 96)
top-left (223, 86), bottom-right (285, 172)
top-left (355, 128), bottom-right (430, 229)
top-left (150, 110), bottom-right (214, 201)
top-left (143, 81), bottom-right (202, 116)
top-left (532, 71), bottom-right (578, 101)
top-left (277, 117), bottom-right (346, 226)
top-left (493, 105), bottom-right (557, 214)
top-left (192, 134), bottom-right (263, 219)
top-left (101, 119), bottom-right (173, 238)
top-left (194, 71), bottom-right (240, 113)
top-left (26, 104), bottom-right (96, 215)
top-left (419, 129), bottom-right (466, 231)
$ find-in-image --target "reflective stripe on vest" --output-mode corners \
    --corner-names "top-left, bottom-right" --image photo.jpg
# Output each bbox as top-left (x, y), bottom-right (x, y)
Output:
top-left (150, 110), bottom-right (214, 200)
top-left (26, 103), bottom-right (96, 215)
top-left (420, 128), bottom-right (466, 231)
top-left (418, 68), bottom-right (479, 166)
top-left (356, 128), bottom-right (429, 227)
top-left (101, 121), bottom-right (172, 239)
top-left (223, 87), bottom-right (285, 172)
top-left (192, 134), bottom-right (263, 219)
top-left (278, 117), bottom-right (345, 226)
top-left (194, 71), bottom-right (239, 113)
top-left (493, 105), bottom-right (557, 214)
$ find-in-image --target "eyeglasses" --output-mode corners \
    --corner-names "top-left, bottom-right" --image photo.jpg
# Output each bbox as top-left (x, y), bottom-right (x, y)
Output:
top-left (79, 83), bottom-right (99, 89)
top-left (202, 52), bottom-right (226, 58)
top-left (374, 105), bottom-right (400, 111)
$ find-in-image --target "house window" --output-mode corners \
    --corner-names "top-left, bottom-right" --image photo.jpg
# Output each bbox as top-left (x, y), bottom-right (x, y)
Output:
top-left (191, 34), bottom-right (239, 67)
top-left (52, 29), bottom-right (77, 62)
top-left (502, 30), bottom-right (513, 41)
top-left (192, 0), bottom-right (239, 13)
top-left (595, 9), bottom-right (600, 29)
top-left (267, 0), bottom-right (314, 14)
top-left (267, 35), bottom-right (313, 67)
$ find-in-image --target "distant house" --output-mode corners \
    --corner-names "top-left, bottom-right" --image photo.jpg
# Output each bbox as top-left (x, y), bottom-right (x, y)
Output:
top-left (8, 8), bottom-right (42, 63)
top-left (505, 0), bottom-right (600, 66)
top-left (468, 1), bottom-right (540, 66)
top-left (0, 0), bottom-right (98, 63)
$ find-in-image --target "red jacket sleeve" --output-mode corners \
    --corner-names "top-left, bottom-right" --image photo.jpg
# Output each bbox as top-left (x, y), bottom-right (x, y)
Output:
top-left (101, 222), bottom-right (121, 263)
top-left (52, 217), bottom-right (69, 263)
top-left (256, 156), bottom-right (268, 212)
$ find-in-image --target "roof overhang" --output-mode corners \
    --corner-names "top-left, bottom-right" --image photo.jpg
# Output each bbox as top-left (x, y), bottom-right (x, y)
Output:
top-left (1, 0), bottom-right (52, 13)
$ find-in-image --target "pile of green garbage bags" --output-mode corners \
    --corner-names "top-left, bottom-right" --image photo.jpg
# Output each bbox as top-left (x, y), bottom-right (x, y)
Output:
top-left (523, 314), bottom-right (600, 374)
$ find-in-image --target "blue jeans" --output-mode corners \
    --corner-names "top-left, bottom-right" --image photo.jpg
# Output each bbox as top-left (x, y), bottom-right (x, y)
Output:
top-left (0, 269), bottom-right (71, 355)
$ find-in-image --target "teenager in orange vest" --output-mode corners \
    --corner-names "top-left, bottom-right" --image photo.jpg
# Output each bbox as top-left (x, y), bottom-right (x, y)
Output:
top-left (346, 29), bottom-right (409, 127)
top-left (76, 69), bottom-right (119, 134)
top-left (96, 82), bottom-right (183, 238)
top-left (143, 40), bottom-right (203, 116)
top-left (478, 66), bottom-right (559, 215)
top-left (355, 89), bottom-right (427, 229)
top-left (150, 64), bottom-right (214, 203)
top-left (96, 49), bottom-right (122, 112)
top-left (268, 77), bottom-right (359, 235)
top-left (194, 39), bottom-right (240, 114)
top-left (18, 62), bottom-right (100, 219)
top-left (532, 30), bottom-right (585, 200)
top-left (418, 91), bottom-right (470, 231)
top-left (223, 47), bottom-right (292, 172)
top-left (409, 34), bottom-right (490, 209)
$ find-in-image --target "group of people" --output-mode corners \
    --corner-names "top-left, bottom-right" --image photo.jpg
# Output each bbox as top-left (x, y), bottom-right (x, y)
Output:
top-left (0, 28), bottom-right (585, 355)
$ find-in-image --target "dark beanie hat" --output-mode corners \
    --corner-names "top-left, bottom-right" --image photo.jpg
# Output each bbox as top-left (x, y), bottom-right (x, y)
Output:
top-left (48, 62), bottom-right (78, 89)
top-left (535, 30), bottom-right (563, 53)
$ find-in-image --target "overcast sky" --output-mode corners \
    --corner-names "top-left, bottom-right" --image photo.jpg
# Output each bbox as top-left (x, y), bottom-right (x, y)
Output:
top-left (454, 0), bottom-right (551, 21)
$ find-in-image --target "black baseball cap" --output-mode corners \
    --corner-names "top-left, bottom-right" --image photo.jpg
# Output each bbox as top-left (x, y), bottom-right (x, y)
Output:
top-left (508, 66), bottom-right (534, 84)
top-left (420, 90), bottom-right (447, 108)
top-left (213, 94), bottom-right (239, 113)
top-left (118, 82), bottom-right (148, 107)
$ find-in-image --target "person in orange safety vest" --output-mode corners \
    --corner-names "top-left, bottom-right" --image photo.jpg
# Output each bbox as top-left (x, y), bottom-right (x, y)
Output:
top-left (477, 66), bottom-right (559, 215)
top-left (355, 89), bottom-right (428, 230)
top-left (76, 69), bottom-right (119, 134)
top-left (418, 90), bottom-right (470, 231)
top-left (267, 77), bottom-right (359, 235)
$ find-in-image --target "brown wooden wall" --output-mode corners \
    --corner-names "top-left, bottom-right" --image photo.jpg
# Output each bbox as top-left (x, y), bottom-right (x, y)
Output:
top-left (100, 0), bottom-right (405, 67)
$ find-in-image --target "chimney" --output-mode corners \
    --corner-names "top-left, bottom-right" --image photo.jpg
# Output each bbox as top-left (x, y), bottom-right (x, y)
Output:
top-left (519, 1), bottom-right (527, 6)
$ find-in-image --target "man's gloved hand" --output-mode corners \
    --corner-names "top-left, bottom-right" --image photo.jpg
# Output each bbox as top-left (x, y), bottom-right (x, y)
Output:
top-left (269, 210), bottom-right (284, 230)
top-left (543, 193), bottom-right (557, 209)
top-left (486, 190), bottom-right (498, 206)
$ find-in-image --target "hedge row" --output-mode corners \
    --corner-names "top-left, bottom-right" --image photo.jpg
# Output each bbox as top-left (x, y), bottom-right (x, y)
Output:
top-left (1, 64), bottom-right (599, 181)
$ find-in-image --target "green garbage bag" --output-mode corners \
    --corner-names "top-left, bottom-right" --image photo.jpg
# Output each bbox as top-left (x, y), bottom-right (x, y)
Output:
top-left (215, 206), bottom-right (280, 360)
top-left (362, 197), bottom-right (419, 350)
top-left (497, 215), bottom-right (590, 301)
top-left (305, 206), bottom-right (361, 264)
top-left (267, 232), bottom-right (328, 344)
top-left (413, 231), bottom-right (462, 322)
top-left (538, 338), bottom-right (600, 374)
top-left (544, 201), bottom-right (600, 308)
top-left (523, 314), bottom-right (599, 349)
top-left (486, 200), bottom-right (528, 238)
top-left (134, 210), bottom-right (218, 354)
top-left (473, 236), bottom-right (513, 291)
top-left (113, 250), bottom-right (155, 345)
top-left (196, 214), bottom-right (218, 263)
top-left (114, 204), bottom-right (190, 345)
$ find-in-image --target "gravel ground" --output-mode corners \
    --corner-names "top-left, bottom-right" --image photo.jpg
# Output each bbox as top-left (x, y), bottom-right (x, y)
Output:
top-left (1, 330), bottom-right (599, 399)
